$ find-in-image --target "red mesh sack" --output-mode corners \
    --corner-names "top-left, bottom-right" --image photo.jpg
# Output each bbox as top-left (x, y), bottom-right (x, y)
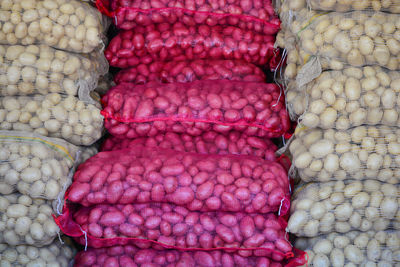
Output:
top-left (105, 24), bottom-right (277, 68)
top-left (74, 246), bottom-right (307, 266)
top-left (114, 60), bottom-right (266, 85)
top-left (56, 202), bottom-right (293, 260)
top-left (101, 80), bottom-right (290, 139)
top-left (95, 0), bottom-right (280, 34)
top-left (66, 145), bottom-right (290, 214)
top-left (101, 131), bottom-right (278, 161)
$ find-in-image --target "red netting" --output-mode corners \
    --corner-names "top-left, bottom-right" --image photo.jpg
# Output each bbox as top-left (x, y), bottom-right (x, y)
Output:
top-left (101, 131), bottom-right (278, 162)
top-left (101, 80), bottom-right (290, 139)
top-left (105, 24), bottom-right (278, 68)
top-left (74, 246), bottom-right (307, 266)
top-left (55, 202), bottom-right (293, 261)
top-left (96, 0), bottom-right (280, 35)
top-left (67, 145), bottom-right (290, 214)
top-left (114, 60), bottom-right (266, 85)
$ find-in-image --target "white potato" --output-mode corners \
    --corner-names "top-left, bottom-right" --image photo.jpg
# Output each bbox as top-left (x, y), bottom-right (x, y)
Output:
top-left (0, 0), bottom-right (107, 53)
top-left (0, 93), bottom-right (103, 145)
top-left (290, 126), bottom-right (400, 183)
top-left (0, 236), bottom-right (75, 267)
top-left (0, 130), bottom-right (79, 200)
top-left (288, 180), bottom-right (400, 237)
top-left (0, 193), bottom-right (59, 246)
top-left (295, 230), bottom-right (400, 266)
top-left (0, 44), bottom-right (108, 99)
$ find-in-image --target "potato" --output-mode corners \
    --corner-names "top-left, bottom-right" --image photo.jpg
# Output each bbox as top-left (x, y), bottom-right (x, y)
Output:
top-left (288, 180), bottom-right (400, 237)
top-left (0, 44), bottom-right (108, 99)
top-left (0, 0), bottom-right (107, 53)
top-left (295, 230), bottom-right (400, 266)
top-left (0, 130), bottom-right (79, 200)
top-left (0, 93), bottom-right (103, 146)
top-left (295, 66), bottom-right (400, 129)
top-left (0, 236), bottom-right (75, 266)
top-left (290, 126), bottom-right (400, 183)
top-left (0, 193), bottom-right (60, 246)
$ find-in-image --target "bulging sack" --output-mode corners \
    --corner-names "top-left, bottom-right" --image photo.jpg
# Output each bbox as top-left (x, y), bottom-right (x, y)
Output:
top-left (0, 93), bottom-right (104, 146)
top-left (295, 230), bottom-right (400, 266)
top-left (57, 202), bottom-right (293, 260)
top-left (114, 60), bottom-right (266, 85)
top-left (101, 80), bottom-right (290, 139)
top-left (0, 0), bottom-right (108, 53)
top-left (105, 24), bottom-right (278, 68)
top-left (75, 245), bottom-right (307, 267)
top-left (288, 180), bottom-right (400, 237)
top-left (290, 126), bottom-right (400, 183)
top-left (298, 66), bottom-right (400, 130)
top-left (68, 145), bottom-right (290, 214)
top-left (101, 131), bottom-right (278, 161)
top-left (96, 0), bottom-right (280, 34)
top-left (0, 44), bottom-right (108, 101)
top-left (0, 193), bottom-right (60, 247)
top-left (0, 130), bottom-right (79, 200)
top-left (0, 236), bottom-right (76, 266)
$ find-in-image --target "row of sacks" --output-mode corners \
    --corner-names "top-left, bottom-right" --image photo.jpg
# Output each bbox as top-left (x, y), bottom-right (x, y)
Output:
top-left (0, 130), bottom-right (96, 249)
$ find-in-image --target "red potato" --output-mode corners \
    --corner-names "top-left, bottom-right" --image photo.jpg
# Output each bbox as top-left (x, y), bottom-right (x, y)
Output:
top-left (101, 80), bottom-right (290, 139)
top-left (67, 145), bottom-right (290, 214)
top-left (74, 246), bottom-right (301, 267)
top-left (104, 24), bottom-right (277, 67)
top-left (114, 60), bottom-right (266, 84)
top-left (97, 0), bottom-right (280, 35)
top-left (57, 202), bottom-right (292, 260)
top-left (101, 131), bottom-right (278, 161)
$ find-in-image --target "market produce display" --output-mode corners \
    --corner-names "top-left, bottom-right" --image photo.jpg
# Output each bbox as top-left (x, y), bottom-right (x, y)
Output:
top-left (288, 180), bottom-right (399, 237)
top-left (0, 237), bottom-right (76, 267)
top-left (0, 93), bottom-right (104, 146)
top-left (0, 44), bottom-right (108, 100)
top-left (0, 0), bottom-right (107, 53)
top-left (105, 24), bottom-right (277, 68)
top-left (290, 126), bottom-right (400, 183)
top-left (114, 60), bottom-right (266, 84)
top-left (96, 0), bottom-right (280, 34)
top-left (102, 80), bottom-right (289, 139)
top-left (0, 131), bottom-right (79, 200)
top-left (68, 145), bottom-right (290, 214)
top-left (102, 131), bottom-right (278, 161)
top-left (295, 230), bottom-right (400, 266)
top-left (0, 193), bottom-right (60, 246)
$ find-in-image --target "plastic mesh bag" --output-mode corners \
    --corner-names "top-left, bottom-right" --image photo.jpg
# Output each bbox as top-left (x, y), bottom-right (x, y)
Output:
top-left (296, 66), bottom-right (400, 130)
top-left (307, 0), bottom-right (400, 13)
top-left (0, 236), bottom-right (76, 266)
top-left (0, 193), bottom-right (60, 246)
top-left (0, 93), bottom-right (104, 146)
top-left (101, 80), bottom-right (290, 139)
top-left (67, 145), bottom-right (290, 214)
top-left (75, 245), bottom-right (307, 267)
top-left (56, 202), bottom-right (293, 260)
top-left (0, 44), bottom-right (108, 102)
top-left (114, 60), bottom-right (266, 85)
top-left (290, 126), bottom-right (400, 183)
top-left (293, 11), bottom-right (400, 74)
top-left (105, 24), bottom-right (278, 68)
top-left (102, 131), bottom-right (278, 161)
top-left (295, 230), bottom-right (400, 266)
top-left (96, 0), bottom-right (280, 35)
top-left (288, 180), bottom-right (400, 237)
top-left (0, 0), bottom-right (108, 53)
top-left (0, 130), bottom-right (79, 201)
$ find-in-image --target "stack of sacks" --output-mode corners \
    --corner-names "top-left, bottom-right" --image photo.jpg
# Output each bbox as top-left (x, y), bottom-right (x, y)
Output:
top-left (274, 0), bottom-right (400, 265)
top-left (54, 0), bottom-right (309, 265)
top-left (0, 0), bottom-right (109, 264)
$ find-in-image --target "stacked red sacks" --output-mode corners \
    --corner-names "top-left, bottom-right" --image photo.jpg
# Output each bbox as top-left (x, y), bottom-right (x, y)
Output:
top-left (101, 80), bottom-right (290, 139)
